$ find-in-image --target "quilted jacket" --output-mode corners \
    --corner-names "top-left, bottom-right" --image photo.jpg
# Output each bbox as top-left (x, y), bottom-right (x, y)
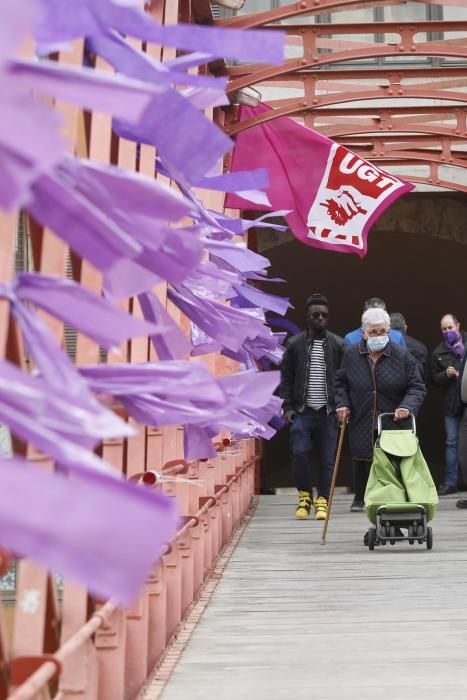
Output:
top-left (335, 340), bottom-right (426, 461)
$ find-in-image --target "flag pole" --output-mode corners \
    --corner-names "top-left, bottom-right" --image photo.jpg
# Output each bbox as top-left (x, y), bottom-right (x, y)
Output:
top-left (321, 420), bottom-right (347, 545)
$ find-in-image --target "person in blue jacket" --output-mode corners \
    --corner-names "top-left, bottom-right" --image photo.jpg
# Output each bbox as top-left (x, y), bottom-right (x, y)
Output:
top-left (344, 297), bottom-right (406, 348)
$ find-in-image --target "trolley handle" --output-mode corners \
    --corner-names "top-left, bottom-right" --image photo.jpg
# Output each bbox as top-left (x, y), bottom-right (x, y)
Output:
top-left (377, 412), bottom-right (416, 436)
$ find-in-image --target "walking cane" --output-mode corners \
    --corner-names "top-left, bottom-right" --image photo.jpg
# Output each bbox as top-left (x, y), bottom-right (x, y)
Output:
top-left (320, 419), bottom-right (347, 545)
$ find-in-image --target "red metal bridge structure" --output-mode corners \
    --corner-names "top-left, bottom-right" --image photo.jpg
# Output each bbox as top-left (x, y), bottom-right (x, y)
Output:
top-left (1, 1), bottom-right (466, 698)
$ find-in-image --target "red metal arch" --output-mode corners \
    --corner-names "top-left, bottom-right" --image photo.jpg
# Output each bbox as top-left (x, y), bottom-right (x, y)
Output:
top-left (317, 122), bottom-right (467, 140)
top-left (217, 0), bottom-right (463, 29)
top-left (359, 157), bottom-right (467, 193)
top-left (225, 103), bottom-right (467, 136)
top-left (227, 20), bottom-right (467, 94)
top-left (351, 149), bottom-right (467, 168)
top-left (265, 88), bottom-right (467, 115)
top-left (403, 174), bottom-right (467, 193)
top-left (221, 4), bottom-right (467, 193)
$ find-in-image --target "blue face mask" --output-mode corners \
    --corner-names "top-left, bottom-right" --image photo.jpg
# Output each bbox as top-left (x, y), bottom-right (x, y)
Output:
top-left (367, 335), bottom-right (389, 352)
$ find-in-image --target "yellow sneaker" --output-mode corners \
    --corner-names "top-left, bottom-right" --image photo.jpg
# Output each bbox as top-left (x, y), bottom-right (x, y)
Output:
top-left (314, 496), bottom-right (328, 521)
top-left (295, 491), bottom-right (312, 519)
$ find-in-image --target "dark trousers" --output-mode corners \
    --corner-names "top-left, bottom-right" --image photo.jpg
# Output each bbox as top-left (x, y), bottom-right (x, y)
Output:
top-left (459, 408), bottom-right (467, 485)
top-left (290, 407), bottom-right (338, 499)
top-left (353, 459), bottom-right (372, 501)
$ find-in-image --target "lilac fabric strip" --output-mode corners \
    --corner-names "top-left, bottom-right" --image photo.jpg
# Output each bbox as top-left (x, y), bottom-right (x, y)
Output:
top-left (0, 360), bottom-right (129, 472)
top-left (104, 226), bottom-right (205, 300)
top-left (36, 0), bottom-right (285, 65)
top-left (113, 89), bottom-right (233, 184)
top-left (0, 98), bottom-right (65, 210)
top-left (0, 0), bottom-right (38, 66)
top-left (87, 32), bottom-right (234, 182)
top-left (218, 370), bottom-right (281, 410)
top-left (80, 361), bottom-right (226, 405)
top-left (190, 323), bottom-right (222, 356)
top-left (205, 240), bottom-right (270, 274)
top-left (183, 424), bottom-right (216, 461)
top-left (14, 273), bottom-right (158, 348)
top-left (196, 169), bottom-right (269, 194)
top-left (167, 286), bottom-right (263, 353)
top-left (87, 31), bottom-right (227, 91)
top-left (9, 58), bottom-right (161, 123)
top-left (164, 52), bottom-right (213, 70)
top-left (61, 156), bottom-right (193, 225)
top-left (0, 456), bottom-right (178, 604)
top-left (29, 172), bottom-right (143, 272)
top-left (181, 87), bottom-right (230, 111)
top-left (103, 260), bottom-right (161, 301)
top-left (138, 292), bottom-right (192, 361)
top-left (233, 283), bottom-right (292, 316)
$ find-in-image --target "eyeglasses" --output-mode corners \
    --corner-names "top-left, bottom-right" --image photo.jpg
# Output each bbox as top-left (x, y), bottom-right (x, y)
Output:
top-left (367, 329), bottom-right (388, 337)
top-left (311, 311), bottom-right (329, 319)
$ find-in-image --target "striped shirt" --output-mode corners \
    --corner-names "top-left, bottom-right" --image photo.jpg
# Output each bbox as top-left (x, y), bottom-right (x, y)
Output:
top-left (306, 339), bottom-right (327, 409)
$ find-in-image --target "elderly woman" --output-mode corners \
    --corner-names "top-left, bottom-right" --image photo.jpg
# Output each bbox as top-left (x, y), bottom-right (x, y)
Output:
top-left (335, 307), bottom-right (426, 512)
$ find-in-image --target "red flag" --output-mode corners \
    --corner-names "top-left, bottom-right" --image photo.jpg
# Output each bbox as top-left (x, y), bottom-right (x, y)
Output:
top-left (225, 103), bottom-right (414, 257)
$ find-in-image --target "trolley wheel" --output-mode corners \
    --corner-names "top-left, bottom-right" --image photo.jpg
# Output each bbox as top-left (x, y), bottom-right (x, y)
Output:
top-left (426, 526), bottom-right (433, 550)
top-left (416, 524), bottom-right (424, 538)
top-left (367, 528), bottom-right (376, 551)
top-left (389, 525), bottom-right (396, 545)
top-left (408, 524), bottom-right (415, 545)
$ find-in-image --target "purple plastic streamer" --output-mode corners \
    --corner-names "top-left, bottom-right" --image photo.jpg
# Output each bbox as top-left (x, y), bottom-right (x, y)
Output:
top-left (14, 273), bottom-right (158, 348)
top-left (35, 0), bottom-right (285, 65)
top-left (0, 456), bottom-right (178, 604)
top-left (138, 292), bottom-right (192, 360)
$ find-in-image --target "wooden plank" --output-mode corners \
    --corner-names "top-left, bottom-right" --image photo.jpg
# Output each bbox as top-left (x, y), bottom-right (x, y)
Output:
top-left (157, 494), bottom-right (467, 700)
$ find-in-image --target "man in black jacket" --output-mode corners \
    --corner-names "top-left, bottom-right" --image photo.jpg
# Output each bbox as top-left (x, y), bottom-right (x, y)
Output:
top-left (431, 314), bottom-right (467, 495)
top-left (279, 294), bottom-right (343, 520)
top-left (390, 312), bottom-right (429, 385)
top-left (452, 349), bottom-right (467, 508)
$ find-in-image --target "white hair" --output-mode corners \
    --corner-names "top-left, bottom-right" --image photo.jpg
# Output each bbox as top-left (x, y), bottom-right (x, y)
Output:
top-left (361, 307), bottom-right (390, 330)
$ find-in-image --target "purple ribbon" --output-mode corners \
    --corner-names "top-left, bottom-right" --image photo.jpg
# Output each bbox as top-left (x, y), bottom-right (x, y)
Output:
top-left (0, 456), bottom-right (178, 604)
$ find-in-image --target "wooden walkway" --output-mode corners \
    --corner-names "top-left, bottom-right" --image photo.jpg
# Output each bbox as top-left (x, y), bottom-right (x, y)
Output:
top-left (158, 494), bottom-right (467, 700)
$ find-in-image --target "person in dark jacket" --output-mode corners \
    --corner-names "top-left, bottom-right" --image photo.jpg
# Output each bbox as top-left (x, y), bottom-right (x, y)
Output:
top-left (431, 314), bottom-right (467, 495)
top-left (452, 349), bottom-right (467, 508)
top-left (344, 297), bottom-right (406, 348)
top-left (390, 312), bottom-right (429, 385)
top-left (279, 293), bottom-right (343, 521)
top-left (335, 307), bottom-right (426, 512)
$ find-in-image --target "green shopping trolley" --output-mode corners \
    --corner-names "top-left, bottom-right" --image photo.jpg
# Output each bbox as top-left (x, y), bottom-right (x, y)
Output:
top-left (364, 412), bottom-right (438, 551)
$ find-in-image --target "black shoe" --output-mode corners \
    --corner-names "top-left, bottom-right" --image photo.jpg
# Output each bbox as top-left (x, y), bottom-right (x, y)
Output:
top-left (350, 497), bottom-right (365, 512)
top-left (456, 499), bottom-right (467, 509)
top-left (437, 484), bottom-right (458, 496)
